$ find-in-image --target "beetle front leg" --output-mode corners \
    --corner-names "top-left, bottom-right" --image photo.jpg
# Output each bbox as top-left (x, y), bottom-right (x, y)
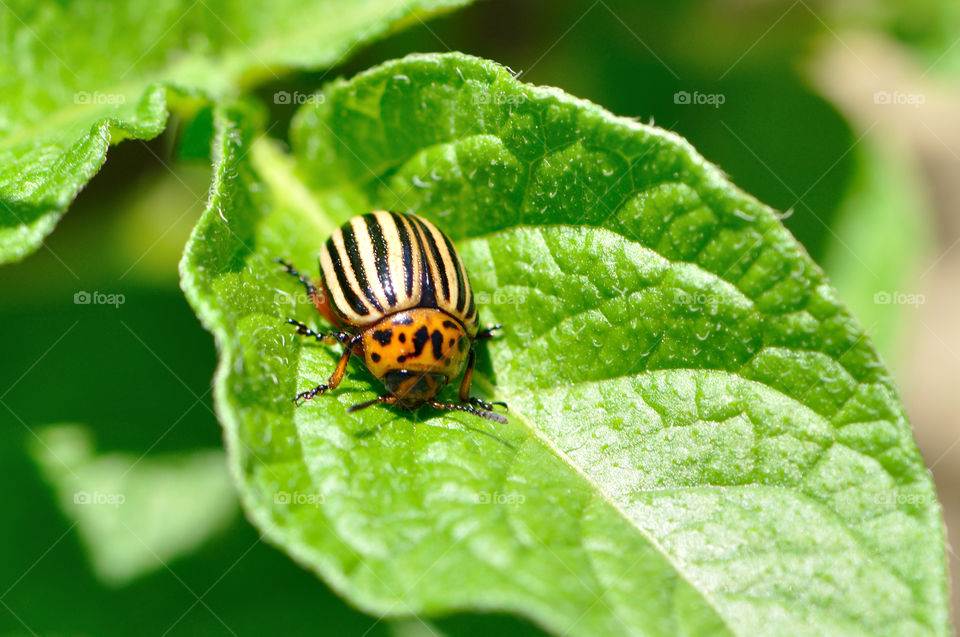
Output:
top-left (476, 324), bottom-right (502, 341)
top-left (286, 319), bottom-right (352, 346)
top-left (457, 348), bottom-right (508, 415)
top-left (465, 396), bottom-right (508, 411)
top-left (294, 334), bottom-right (361, 405)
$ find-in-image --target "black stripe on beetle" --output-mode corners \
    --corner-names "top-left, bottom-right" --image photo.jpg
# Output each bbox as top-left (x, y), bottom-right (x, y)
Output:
top-left (390, 212), bottom-right (415, 299)
top-left (440, 231), bottom-right (467, 312)
top-left (408, 219), bottom-right (437, 309)
top-left (364, 213), bottom-right (397, 307)
top-left (341, 223), bottom-right (383, 312)
top-left (411, 216), bottom-right (450, 304)
top-left (326, 235), bottom-right (369, 316)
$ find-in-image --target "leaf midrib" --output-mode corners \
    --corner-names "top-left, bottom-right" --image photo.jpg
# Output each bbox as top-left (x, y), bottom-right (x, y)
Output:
top-left (469, 371), bottom-right (739, 636)
top-left (481, 366), bottom-right (928, 635)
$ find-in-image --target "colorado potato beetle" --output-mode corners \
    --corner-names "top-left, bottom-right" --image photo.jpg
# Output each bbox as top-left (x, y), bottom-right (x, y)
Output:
top-left (279, 211), bottom-right (507, 423)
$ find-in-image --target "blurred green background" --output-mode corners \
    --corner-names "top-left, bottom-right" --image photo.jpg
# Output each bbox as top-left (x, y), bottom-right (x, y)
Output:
top-left (3, 0), bottom-right (959, 634)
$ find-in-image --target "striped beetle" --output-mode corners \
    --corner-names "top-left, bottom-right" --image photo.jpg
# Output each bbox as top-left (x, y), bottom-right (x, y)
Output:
top-left (279, 211), bottom-right (507, 423)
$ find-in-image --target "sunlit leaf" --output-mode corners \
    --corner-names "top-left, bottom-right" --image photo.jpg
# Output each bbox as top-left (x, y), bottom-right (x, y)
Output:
top-left (181, 53), bottom-right (949, 636)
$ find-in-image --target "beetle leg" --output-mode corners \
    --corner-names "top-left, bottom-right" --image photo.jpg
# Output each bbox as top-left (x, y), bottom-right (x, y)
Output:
top-left (294, 384), bottom-right (328, 404)
top-left (457, 348), bottom-right (478, 402)
top-left (294, 334), bottom-right (361, 405)
top-left (286, 318), bottom-right (351, 346)
top-left (476, 324), bottom-right (502, 341)
top-left (457, 348), bottom-right (508, 414)
top-left (347, 394), bottom-right (398, 413)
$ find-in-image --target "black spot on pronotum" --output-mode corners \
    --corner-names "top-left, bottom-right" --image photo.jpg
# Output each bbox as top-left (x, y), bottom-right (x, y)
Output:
top-left (371, 353), bottom-right (381, 362)
top-left (442, 320), bottom-right (458, 329)
top-left (431, 330), bottom-right (444, 360)
top-left (412, 326), bottom-right (430, 356)
top-left (372, 329), bottom-right (392, 345)
top-left (390, 212), bottom-right (415, 298)
top-left (398, 333), bottom-right (406, 343)
top-left (449, 338), bottom-right (455, 347)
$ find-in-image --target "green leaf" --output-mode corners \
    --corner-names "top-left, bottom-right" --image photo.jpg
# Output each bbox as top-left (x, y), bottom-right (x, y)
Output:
top-left (29, 424), bottom-right (237, 585)
top-left (181, 53), bottom-right (949, 636)
top-left (0, 0), bottom-right (470, 264)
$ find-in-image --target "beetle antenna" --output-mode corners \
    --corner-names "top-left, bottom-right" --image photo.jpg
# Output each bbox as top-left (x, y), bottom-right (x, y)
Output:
top-left (348, 395), bottom-right (397, 413)
top-left (430, 401), bottom-right (508, 425)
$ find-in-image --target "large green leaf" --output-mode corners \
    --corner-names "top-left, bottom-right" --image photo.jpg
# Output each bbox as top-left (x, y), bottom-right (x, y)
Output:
top-left (0, 0), bottom-right (470, 264)
top-left (181, 54), bottom-right (949, 636)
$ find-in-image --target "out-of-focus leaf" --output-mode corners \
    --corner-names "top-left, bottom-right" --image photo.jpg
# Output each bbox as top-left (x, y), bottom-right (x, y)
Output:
top-left (822, 140), bottom-right (934, 372)
top-left (30, 424), bottom-right (237, 585)
top-left (0, 0), bottom-right (471, 264)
